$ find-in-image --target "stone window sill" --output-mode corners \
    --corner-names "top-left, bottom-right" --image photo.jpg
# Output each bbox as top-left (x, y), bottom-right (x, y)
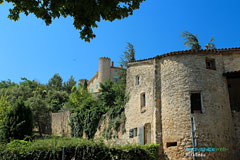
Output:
top-left (141, 109), bottom-right (147, 113)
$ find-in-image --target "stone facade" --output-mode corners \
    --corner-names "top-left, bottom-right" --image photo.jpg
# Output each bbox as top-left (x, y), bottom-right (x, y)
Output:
top-left (87, 57), bottom-right (125, 94)
top-left (122, 48), bottom-right (240, 160)
top-left (51, 111), bottom-right (71, 137)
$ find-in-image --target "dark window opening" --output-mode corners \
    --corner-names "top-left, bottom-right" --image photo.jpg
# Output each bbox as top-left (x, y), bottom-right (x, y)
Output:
top-left (227, 78), bottom-right (240, 112)
top-left (206, 58), bottom-right (216, 70)
top-left (166, 142), bottom-right (177, 148)
top-left (133, 128), bottom-right (137, 137)
top-left (191, 93), bottom-right (202, 113)
top-left (141, 93), bottom-right (146, 111)
top-left (136, 75), bottom-right (140, 85)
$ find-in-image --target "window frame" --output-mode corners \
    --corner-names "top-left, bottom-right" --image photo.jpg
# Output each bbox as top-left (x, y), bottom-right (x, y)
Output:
top-left (190, 91), bottom-right (204, 114)
top-left (206, 58), bottom-right (216, 70)
top-left (140, 92), bottom-right (146, 112)
top-left (113, 76), bottom-right (118, 83)
top-left (136, 75), bottom-right (140, 85)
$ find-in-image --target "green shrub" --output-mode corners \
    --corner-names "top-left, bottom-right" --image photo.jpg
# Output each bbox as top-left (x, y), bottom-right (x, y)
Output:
top-left (0, 100), bottom-right (33, 142)
top-left (0, 138), bottom-right (159, 160)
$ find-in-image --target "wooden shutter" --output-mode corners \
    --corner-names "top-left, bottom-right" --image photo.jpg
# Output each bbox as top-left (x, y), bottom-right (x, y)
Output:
top-left (139, 126), bottom-right (144, 145)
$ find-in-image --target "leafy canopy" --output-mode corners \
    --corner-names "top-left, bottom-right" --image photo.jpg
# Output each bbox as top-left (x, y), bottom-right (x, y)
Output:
top-left (1, 0), bottom-right (145, 42)
top-left (120, 42), bottom-right (136, 68)
top-left (181, 31), bottom-right (216, 50)
top-left (0, 96), bottom-right (11, 126)
top-left (181, 31), bottom-right (201, 50)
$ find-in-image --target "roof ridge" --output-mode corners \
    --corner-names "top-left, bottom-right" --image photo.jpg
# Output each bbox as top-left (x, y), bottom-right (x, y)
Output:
top-left (131, 47), bottom-right (240, 63)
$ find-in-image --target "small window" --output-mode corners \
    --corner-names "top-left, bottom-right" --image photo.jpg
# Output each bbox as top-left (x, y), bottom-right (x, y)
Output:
top-left (141, 93), bottom-right (146, 111)
top-left (129, 129), bottom-right (134, 138)
top-left (133, 128), bottom-right (137, 137)
top-left (166, 142), bottom-right (177, 148)
top-left (96, 83), bottom-right (98, 89)
top-left (191, 92), bottom-right (202, 113)
top-left (206, 58), bottom-right (216, 70)
top-left (129, 128), bottom-right (137, 138)
top-left (113, 76), bottom-right (118, 82)
top-left (136, 75), bottom-right (140, 85)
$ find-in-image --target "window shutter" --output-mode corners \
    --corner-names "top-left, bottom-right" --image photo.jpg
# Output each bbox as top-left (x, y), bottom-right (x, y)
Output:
top-left (129, 129), bottom-right (133, 138)
top-left (139, 126), bottom-right (144, 145)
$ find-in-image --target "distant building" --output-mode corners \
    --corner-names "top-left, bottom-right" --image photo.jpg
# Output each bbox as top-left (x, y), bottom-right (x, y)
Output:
top-left (87, 57), bottom-right (125, 96)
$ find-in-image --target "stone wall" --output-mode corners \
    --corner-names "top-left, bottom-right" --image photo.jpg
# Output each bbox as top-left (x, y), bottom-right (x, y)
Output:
top-left (51, 111), bottom-right (71, 137)
top-left (123, 60), bottom-right (155, 144)
top-left (223, 52), bottom-right (240, 72)
top-left (232, 112), bottom-right (240, 158)
top-left (124, 51), bottom-right (240, 160)
top-left (159, 53), bottom-right (236, 160)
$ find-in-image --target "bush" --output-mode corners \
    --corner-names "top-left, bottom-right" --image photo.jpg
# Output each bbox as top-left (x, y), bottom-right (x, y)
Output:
top-left (0, 100), bottom-right (33, 142)
top-left (0, 138), bottom-right (159, 160)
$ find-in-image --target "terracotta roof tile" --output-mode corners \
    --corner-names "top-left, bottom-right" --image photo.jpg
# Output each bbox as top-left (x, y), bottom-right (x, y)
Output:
top-left (131, 47), bottom-right (240, 63)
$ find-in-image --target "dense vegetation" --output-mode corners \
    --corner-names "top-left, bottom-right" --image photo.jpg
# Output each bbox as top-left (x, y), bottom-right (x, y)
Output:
top-left (0, 74), bottom-right (76, 141)
top-left (0, 43), bottom-right (138, 160)
top-left (0, 137), bottom-right (159, 160)
top-left (69, 79), bottom-right (127, 139)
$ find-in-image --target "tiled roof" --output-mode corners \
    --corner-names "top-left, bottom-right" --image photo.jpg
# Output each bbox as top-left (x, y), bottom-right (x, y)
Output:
top-left (131, 47), bottom-right (240, 63)
top-left (88, 72), bottom-right (98, 84)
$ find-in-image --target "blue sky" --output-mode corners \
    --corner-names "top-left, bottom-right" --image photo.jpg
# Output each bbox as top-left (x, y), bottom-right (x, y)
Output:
top-left (0, 0), bottom-right (240, 83)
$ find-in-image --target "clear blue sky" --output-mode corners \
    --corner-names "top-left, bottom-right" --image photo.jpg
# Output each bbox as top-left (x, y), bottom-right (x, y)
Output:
top-left (0, 0), bottom-right (240, 83)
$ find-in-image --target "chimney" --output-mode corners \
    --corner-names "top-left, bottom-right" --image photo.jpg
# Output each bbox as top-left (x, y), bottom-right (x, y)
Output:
top-left (112, 61), bottom-right (114, 67)
top-left (120, 65), bottom-right (123, 68)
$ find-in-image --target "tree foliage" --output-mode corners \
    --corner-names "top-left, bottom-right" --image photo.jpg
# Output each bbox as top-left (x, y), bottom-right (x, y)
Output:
top-left (63, 75), bottom-right (76, 94)
top-left (25, 95), bottom-right (49, 136)
top-left (68, 84), bottom-right (102, 139)
top-left (206, 36), bottom-right (216, 49)
top-left (0, 100), bottom-right (33, 142)
top-left (120, 42), bottom-right (136, 68)
top-left (69, 79), bottom-right (127, 139)
top-left (0, 96), bottom-right (11, 126)
top-left (1, 0), bottom-right (145, 42)
top-left (0, 74), bottom-right (77, 139)
top-left (181, 31), bottom-right (202, 50)
top-left (47, 73), bottom-right (63, 91)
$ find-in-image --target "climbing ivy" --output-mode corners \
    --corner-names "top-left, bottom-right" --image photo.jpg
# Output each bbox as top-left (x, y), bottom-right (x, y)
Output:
top-left (68, 79), bottom-right (128, 139)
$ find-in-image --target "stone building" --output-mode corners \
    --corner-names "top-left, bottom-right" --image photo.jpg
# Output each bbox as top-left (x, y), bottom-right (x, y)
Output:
top-left (87, 57), bottom-right (125, 96)
top-left (121, 47), bottom-right (240, 160)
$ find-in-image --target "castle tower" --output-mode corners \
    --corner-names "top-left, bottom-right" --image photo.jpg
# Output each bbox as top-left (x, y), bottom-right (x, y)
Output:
top-left (98, 57), bottom-right (111, 84)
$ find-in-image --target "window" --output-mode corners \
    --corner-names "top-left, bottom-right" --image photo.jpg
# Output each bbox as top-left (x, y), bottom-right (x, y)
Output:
top-left (91, 88), bottom-right (93, 93)
top-left (190, 92), bottom-right (202, 113)
top-left (129, 129), bottom-right (133, 138)
top-left (113, 76), bottom-right (118, 82)
top-left (136, 75), bottom-right (140, 85)
top-left (166, 142), bottom-right (177, 148)
top-left (96, 83), bottom-right (98, 89)
top-left (206, 58), bottom-right (216, 70)
top-left (129, 128), bottom-right (138, 138)
top-left (133, 128), bottom-right (137, 137)
top-left (141, 93), bottom-right (146, 112)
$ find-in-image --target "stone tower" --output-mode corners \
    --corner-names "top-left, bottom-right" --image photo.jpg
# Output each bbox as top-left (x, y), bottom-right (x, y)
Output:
top-left (98, 57), bottom-right (111, 84)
